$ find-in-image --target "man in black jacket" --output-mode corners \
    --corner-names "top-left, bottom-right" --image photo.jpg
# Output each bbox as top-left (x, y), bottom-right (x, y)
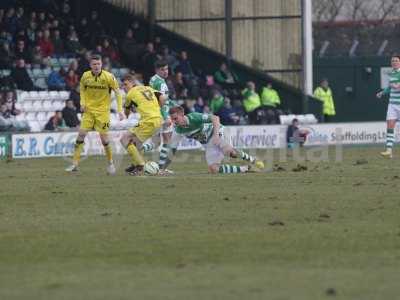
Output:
top-left (10, 58), bottom-right (34, 91)
top-left (62, 99), bottom-right (80, 128)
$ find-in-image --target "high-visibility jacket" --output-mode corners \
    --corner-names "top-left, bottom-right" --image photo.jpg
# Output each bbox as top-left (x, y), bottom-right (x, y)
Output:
top-left (242, 88), bottom-right (261, 113)
top-left (313, 86), bottom-right (336, 116)
top-left (261, 87), bottom-right (281, 107)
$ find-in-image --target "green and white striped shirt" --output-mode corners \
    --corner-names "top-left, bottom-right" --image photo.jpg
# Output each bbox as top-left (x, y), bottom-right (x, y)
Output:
top-left (383, 69), bottom-right (400, 105)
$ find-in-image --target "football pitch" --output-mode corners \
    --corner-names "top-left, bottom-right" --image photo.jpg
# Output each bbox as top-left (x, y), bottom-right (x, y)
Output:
top-left (1, 146), bottom-right (399, 300)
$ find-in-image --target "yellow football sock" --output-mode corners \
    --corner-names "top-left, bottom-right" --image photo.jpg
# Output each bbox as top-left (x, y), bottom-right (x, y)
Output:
top-left (104, 143), bottom-right (113, 163)
top-left (72, 141), bottom-right (84, 165)
top-left (127, 143), bottom-right (145, 166)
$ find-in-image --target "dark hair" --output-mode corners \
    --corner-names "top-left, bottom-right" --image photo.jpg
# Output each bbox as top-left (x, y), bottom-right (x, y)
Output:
top-left (90, 54), bottom-right (102, 61)
top-left (292, 118), bottom-right (299, 124)
top-left (55, 110), bottom-right (62, 113)
top-left (392, 54), bottom-right (400, 60)
top-left (122, 73), bottom-right (135, 82)
top-left (169, 106), bottom-right (184, 115)
top-left (154, 59), bottom-right (168, 69)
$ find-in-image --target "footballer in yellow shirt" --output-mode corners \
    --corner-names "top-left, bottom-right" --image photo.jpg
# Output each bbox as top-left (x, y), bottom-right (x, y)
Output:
top-left (120, 74), bottom-right (164, 175)
top-left (65, 54), bottom-right (124, 174)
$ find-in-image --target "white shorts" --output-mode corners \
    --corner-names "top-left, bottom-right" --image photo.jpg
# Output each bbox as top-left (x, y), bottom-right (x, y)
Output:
top-left (386, 103), bottom-right (400, 120)
top-left (205, 127), bottom-right (231, 166)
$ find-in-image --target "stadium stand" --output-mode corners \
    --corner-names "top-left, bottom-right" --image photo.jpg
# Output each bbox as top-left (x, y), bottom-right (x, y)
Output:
top-left (0, 0), bottom-right (317, 133)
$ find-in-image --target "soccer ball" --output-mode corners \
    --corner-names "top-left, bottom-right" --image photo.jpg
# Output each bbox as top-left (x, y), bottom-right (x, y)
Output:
top-left (144, 161), bottom-right (159, 175)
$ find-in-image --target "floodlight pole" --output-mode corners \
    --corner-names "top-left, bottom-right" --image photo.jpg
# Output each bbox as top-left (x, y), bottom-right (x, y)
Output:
top-left (302, 0), bottom-right (313, 112)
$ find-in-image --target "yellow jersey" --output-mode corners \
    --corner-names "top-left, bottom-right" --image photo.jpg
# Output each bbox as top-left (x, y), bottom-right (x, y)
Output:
top-left (80, 70), bottom-right (122, 114)
top-left (124, 85), bottom-right (162, 121)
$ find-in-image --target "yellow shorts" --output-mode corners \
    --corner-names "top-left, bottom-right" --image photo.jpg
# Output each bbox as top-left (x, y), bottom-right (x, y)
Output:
top-left (80, 111), bottom-right (110, 134)
top-left (129, 118), bottom-right (162, 142)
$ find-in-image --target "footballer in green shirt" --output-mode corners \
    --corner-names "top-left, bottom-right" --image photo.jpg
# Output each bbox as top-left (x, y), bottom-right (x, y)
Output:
top-left (169, 106), bottom-right (265, 174)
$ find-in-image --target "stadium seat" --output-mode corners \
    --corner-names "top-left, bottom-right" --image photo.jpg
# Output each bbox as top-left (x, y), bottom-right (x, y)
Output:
top-left (59, 91), bottom-right (70, 100)
top-left (32, 101), bottom-right (43, 112)
top-left (45, 111), bottom-right (54, 120)
top-left (38, 91), bottom-right (50, 100)
top-left (32, 68), bottom-right (44, 79)
top-left (18, 91), bottom-right (29, 101)
top-left (28, 91), bottom-right (39, 100)
top-left (22, 101), bottom-right (33, 112)
top-left (49, 91), bottom-right (59, 100)
top-left (28, 120), bottom-right (41, 132)
top-left (59, 57), bottom-right (68, 66)
top-left (26, 112), bottom-right (37, 121)
top-left (42, 68), bottom-right (52, 77)
top-left (50, 58), bottom-right (60, 67)
top-left (120, 68), bottom-right (129, 76)
top-left (42, 100), bottom-right (52, 111)
top-left (15, 114), bottom-right (25, 122)
top-left (37, 112), bottom-right (47, 121)
top-left (35, 78), bottom-right (48, 90)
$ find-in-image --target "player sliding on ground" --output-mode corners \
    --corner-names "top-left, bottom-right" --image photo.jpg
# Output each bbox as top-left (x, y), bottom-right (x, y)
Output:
top-left (66, 54), bottom-right (124, 174)
top-left (120, 74), bottom-right (163, 176)
top-left (377, 54), bottom-right (400, 158)
top-left (169, 106), bottom-right (265, 174)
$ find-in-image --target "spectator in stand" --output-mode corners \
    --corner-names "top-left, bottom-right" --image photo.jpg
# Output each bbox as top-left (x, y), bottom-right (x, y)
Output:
top-left (65, 68), bottom-right (79, 90)
top-left (47, 67), bottom-right (66, 91)
top-left (218, 98), bottom-right (240, 125)
top-left (44, 110), bottom-right (66, 131)
top-left (176, 51), bottom-right (195, 79)
top-left (4, 8), bottom-right (17, 35)
top-left (210, 90), bottom-right (224, 114)
top-left (11, 58), bottom-right (34, 91)
top-left (14, 39), bottom-right (32, 63)
top-left (26, 20), bottom-right (37, 44)
top-left (4, 91), bottom-right (21, 116)
top-left (77, 17), bottom-right (91, 46)
top-left (0, 103), bottom-right (12, 130)
top-left (171, 71), bottom-right (188, 99)
top-left (102, 56), bottom-right (112, 71)
top-left (131, 21), bottom-right (146, 43)
top-left (15, 29), bottom-right (29, 46)
top-left (102, 39), bottom-right (119, 64)
top-left (68, 59), bottom-right (79, 72)
top-left (37, 29), bottom-right (54, 57)
top-left (160, 46), bottom-right (178, 73)
top-left (260, 82), bottom-right (281, 124)
top-left (69, 85), bottom-right (80, 111)
top-left (142, 42), bottom-right (159, 83)
top-left (88, 11), bottom-right (103, 35)
top-left (214, 62), bottom-right (239, 88)
top-left (314, 78), bottom-right (336, 122)
top-left (194, 97), bottom-right (205, 113)
top-left (52, 29), bottom-right (64, 55)
top-left (153, 36), bottom-right (164, 55)
top-left (31, 44), bottom-right (44, 67)
top-left (242, 81), bottom-right (261, 124)
top-left (77, 51), bottom-right (91, 76)
top-left (261, 82), bottom-right (281, 108)
top-left (0, 30), bottom-right (13, 46)
top-left (287, 118), bottom-right (309, 148)
top-left (37, 11), bottom-right (47, 29)
top-left (120, 28), bottom-right (138, 67)
top-left (62, 99), bottom-right (80, 128)
top-left (94, 44), bottom-right (103, 56)
top-left (0, 42), bottom-right (14, 69)
top-left (65, 30), bottom-right (82, 56)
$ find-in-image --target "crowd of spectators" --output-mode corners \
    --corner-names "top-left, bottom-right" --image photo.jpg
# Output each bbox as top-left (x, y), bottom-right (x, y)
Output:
top-left (0, 0), bottom-right (287, 132)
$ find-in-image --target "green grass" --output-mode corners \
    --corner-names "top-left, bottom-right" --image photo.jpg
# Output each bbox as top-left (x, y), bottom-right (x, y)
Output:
top-left (1, 146), bottom-right (400, 300)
